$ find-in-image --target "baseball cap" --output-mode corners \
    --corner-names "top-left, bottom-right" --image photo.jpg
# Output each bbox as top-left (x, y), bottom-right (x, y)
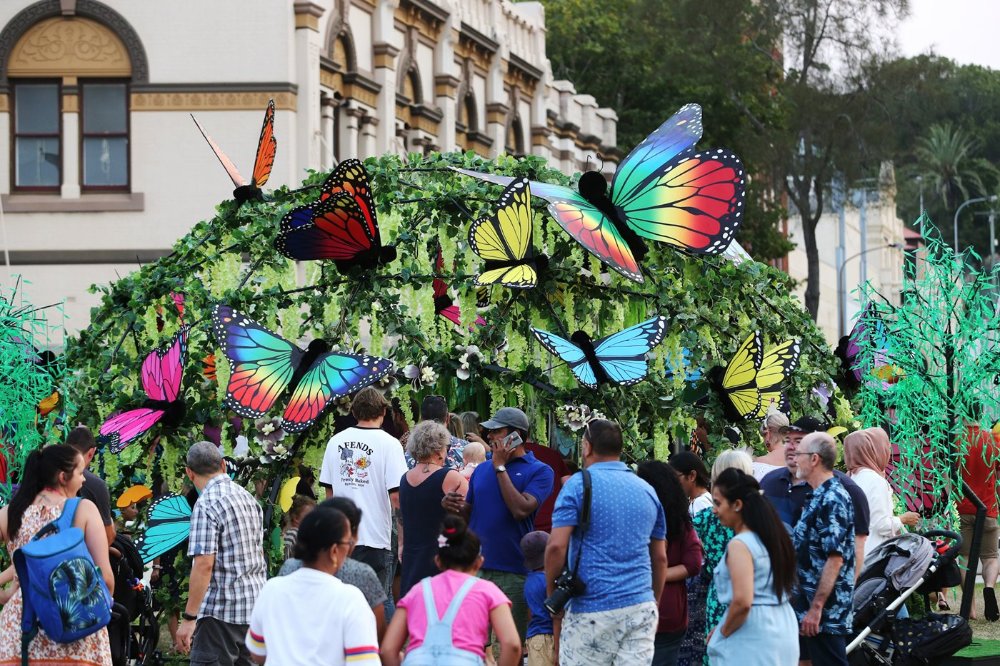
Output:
top-left (787, 416), bottom-right (827, 434)
top-left (521, 531), bottom-right (549, 571)
top-left (480, 407), bottom-right (530, 432)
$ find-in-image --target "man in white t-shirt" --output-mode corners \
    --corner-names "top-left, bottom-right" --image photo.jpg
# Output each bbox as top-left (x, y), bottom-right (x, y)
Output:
top-left (319, 387), bottom-right (407, 599)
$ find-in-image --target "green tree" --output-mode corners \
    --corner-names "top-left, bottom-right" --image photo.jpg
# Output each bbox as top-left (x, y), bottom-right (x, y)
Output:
top-left (913, 123), bottom-right (998, 212)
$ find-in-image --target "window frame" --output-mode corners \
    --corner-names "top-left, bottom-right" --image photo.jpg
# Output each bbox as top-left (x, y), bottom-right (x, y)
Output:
top-left (11, 78), bottom-right (63, 193)
top-left (79, 78), bottom-right (131, 192)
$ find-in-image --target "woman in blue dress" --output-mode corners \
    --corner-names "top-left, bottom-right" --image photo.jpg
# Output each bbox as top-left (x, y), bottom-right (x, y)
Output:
top-left (706, 468), bottom-right (798, 665)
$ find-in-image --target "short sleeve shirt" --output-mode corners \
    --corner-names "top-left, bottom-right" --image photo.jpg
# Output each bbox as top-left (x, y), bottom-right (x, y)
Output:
top-left (247, 567), bottom-right (379, 665)
top-left (552, 462), bottom-right (666, 613)
top-left (276, 558), bottom-right (388, 610)
top-left (792, 477), bottom-right (856, 635)
top-left (524, 570), bottom-right (553, 638)
top-left (319, 426), bottom-right (408, 550)
top-left (80, 470), bottom-right (113, 527)
top-left (406, 433), bottom-right (466, 470)
top-left (762, 467), bottom-right (870, 536)
top-left (188, 474), bottom-right (267, 624)
top-left (467, 452), bottom-right (554, 573)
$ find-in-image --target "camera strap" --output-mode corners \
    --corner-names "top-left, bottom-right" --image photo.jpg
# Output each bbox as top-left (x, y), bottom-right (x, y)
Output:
top-left (569, 468), bottom-right (592, 580)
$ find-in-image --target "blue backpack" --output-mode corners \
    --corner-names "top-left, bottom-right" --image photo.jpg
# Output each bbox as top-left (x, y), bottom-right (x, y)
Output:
top-left (403, 576), bottom-right (483, 665)
top-left (13, 498), bottom-right (113, 661)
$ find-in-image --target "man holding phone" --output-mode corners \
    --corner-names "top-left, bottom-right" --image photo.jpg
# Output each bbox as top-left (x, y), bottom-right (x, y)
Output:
top-left (442, 407), bottom-right (554, 652)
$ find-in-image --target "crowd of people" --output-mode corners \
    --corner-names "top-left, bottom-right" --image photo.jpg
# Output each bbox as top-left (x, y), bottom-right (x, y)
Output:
top-left (0, 391), bottom-right (996, 666)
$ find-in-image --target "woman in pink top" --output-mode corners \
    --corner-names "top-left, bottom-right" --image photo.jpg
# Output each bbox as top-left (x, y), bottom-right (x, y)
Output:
top-left (381, 515), bottom-right (520, 666)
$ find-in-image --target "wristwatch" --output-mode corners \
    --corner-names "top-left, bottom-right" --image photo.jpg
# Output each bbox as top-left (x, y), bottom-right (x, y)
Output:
top-left (182, 612), bottom-right (198, 621)
top-left (495, 465), bottom-right (507, 474)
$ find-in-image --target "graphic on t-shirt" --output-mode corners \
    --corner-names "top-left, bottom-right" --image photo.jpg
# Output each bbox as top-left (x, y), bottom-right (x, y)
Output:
top-left (339, 442), bottom-right (373, 486)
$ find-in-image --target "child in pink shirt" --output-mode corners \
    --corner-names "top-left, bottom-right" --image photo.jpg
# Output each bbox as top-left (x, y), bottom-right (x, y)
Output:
top-left (380, 515), bottom-right (521, 666)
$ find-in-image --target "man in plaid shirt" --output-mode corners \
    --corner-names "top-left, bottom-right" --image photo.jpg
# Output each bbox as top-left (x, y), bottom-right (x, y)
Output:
top-left (176, 441), bottom-right (267, 665)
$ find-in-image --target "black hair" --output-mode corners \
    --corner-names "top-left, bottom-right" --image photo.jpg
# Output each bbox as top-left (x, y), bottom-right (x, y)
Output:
top-left (713, 468), bottom-right (797, 601)
top-left (668, 451), bottom-right (710, 490)
top-left (292, 507), bottom-right (350, 565)
top-left (436, 514), bottom-right (481, 571)
top-left (9, 445), bottom-right (81, 540)
top-left (320, 496), bottom-right (363, 536)
top-left (584, 419), bottom-right (623, 456)
top-left (637, 461), bottom-right (692, 545)
top-left (65, 425), bottom-right (97, 453)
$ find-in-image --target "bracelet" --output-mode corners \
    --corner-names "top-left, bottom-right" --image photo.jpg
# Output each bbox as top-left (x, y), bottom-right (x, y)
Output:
top-left (181, 612), bottom-right (198, 621)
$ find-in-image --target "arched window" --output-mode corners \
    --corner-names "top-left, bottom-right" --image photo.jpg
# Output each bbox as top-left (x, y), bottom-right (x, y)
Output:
top-left (5, 12), bottom-right (137, 192)
top-left (506, 115), bottom-right (525, 156)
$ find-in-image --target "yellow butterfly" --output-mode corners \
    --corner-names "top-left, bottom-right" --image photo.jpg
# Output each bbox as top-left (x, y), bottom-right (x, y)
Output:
top-left (469, 179), bottom-right (547, 289)
top-left (710, 332), bottom-right (801, 421)
top-left (753, 338), bottom-right (801, 417)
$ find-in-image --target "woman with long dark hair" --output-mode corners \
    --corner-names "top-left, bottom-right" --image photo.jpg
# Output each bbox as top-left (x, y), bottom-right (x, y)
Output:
top-left (669, 451), bottom-right (712, 516)
top-left (638, 461), bottom-right (704, 666)
top-left (0, 445), bottom-right (114, 665)
top-left (246, 507), bottom-right (380, 664)
top-left (706, 468), bottom-right (797, 665)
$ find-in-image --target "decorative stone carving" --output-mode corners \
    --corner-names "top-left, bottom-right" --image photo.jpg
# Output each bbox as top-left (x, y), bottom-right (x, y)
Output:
top-left (8, 16), bottom-right (130, 77)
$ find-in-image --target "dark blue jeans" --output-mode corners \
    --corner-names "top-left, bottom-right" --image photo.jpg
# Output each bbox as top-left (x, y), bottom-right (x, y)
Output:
top-left (652, 630), bottom-right (686, 666)
top-left (799, 633), bottom-right (848, 666)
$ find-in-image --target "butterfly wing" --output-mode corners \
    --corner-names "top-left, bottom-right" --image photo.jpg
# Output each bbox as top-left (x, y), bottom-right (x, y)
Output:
top-left (754, 339), bottom-right (801, 417)
top-left (592, 316), bottom-right (668, 386)
top-left (720, 331), bottom-right (764, 420)
top-left (277, 195), bottom-right (375, 262)
top-left (469, 179), bottom-right (537, 288)
top-left (136, 494), bottom-right (193, 563)
top-left (99, 408), bottom-right (167, 454)
top-left (611, 104), bottom-right (703, 202)
top-left (140, 329), bottom-right (187, 402)
top-left (314, 159), bottom-right (380, 245)
top-left (531, 328), bottom-right (596, 388)
top-left (250, 99), bottom-right (276, 189)
top-left (190, 114), bottom-right (246, 187)
top-left (281, 352), bottom-right (394, 432)
top-left (212, 305), bottom-right (301, 418)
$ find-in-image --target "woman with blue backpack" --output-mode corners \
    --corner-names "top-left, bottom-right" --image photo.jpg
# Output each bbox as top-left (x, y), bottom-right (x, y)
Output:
top-left (0, 444), bottom-right (114, 665)
top-left (380, 514), bottom-right (521, 666)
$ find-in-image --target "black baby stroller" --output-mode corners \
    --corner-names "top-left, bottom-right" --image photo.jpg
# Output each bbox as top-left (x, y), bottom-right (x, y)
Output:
top-left (108, 533), bottom-right (161, 666)
top-left (848, 530), bottom-right (971, 665)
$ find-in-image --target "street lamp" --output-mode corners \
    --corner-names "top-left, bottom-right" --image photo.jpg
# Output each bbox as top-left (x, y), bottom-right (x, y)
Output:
top-left (954, 195), bottom-right (999, 254)
top-left (838, 243), bottom-right (903, 338)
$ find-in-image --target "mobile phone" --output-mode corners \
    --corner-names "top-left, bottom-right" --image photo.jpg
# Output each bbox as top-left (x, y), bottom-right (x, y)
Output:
top-left (502, 431), bottom-right (523, 450)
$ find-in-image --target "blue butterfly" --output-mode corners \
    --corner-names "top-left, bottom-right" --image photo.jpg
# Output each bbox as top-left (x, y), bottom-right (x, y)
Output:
top-left (212, 305), bottom-right (393, 432)
top-left (135, 494), bottom-right (192, 564)
top-left (531, 316), bottom-right (668, 388)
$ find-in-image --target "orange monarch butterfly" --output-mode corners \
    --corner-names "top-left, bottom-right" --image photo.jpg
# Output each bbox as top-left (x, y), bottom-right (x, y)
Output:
top-left (192, 99), bottom-right (276, 205)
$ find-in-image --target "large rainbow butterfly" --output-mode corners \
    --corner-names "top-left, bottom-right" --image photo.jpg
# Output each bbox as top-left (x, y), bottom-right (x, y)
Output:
top-left (432, 247), bottom-right (486, 328)
top-left (191, 99), bottom-right (276, 205)
top-left (212, 305), bottom-right (394, 432)
top-left (99, 328), bottom-right (188, 454)
top-left (469, 179), bottom-right (548, 289)
top-left (707, 332), bottom-right (800, 422)
top-left (454, 104), bottom-right (745, 282)
top-left (276, 159), bottom-right (397, 271)
top-left (531, 316), bottom-right (668, 388)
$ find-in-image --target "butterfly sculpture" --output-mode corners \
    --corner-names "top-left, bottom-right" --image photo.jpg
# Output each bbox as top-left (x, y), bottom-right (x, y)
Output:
top-left (531, 316), bottom-right (668, 388)
top-left (835, 304), bottom-right (893, 392)
top-left (98, 328), bottom-right (188, 453)
top-left (708, 332), bottom-right (801, 422)
top-left (136, 493), bottom-right (193, 564)
top-left (212, 305), bottom-right (394, 432)
top-left (276, 159), bottom-right (397, 271)
top-left (454, 104), bottom-right (746, 282)
top-left (191, 99), bottom-right (276, 204)
top-left (432, 248), bottom-right (486, 328)
top-left (469, 179), bottom-right (548, 289)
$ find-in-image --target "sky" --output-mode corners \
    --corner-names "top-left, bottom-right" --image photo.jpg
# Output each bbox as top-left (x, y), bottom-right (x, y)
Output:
top-left (897, 0), bottom-right (1000, 70)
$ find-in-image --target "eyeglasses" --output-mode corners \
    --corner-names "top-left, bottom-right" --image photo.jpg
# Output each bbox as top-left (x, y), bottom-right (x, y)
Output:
top-left (793, 450), bottom-right (817, 458)
top-left (337, 538), bottom-right (356, 548)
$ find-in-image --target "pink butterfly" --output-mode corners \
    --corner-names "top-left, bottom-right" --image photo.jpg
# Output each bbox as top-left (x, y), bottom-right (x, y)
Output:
top-left (99, 328), bottom-right (188, 454)
top-left (433, 248), bottom-right (486, 328)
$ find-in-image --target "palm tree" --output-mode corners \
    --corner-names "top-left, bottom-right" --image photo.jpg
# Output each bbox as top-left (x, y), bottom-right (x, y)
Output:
top-left (913, 123), bottom-right (999, 212)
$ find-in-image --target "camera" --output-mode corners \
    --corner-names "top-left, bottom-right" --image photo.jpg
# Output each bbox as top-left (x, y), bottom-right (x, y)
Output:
top-left (543, 569), bottom-right (586, 615)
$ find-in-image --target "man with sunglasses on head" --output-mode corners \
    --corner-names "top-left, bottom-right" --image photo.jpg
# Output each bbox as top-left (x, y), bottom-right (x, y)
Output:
top-left (442, 406), bottom-right (554, 656)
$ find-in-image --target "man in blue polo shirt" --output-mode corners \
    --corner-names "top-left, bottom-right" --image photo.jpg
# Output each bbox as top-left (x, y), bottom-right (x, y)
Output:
top-left (761, 415), bottom-right (871, 576)
top-left (442, 406), bottom-right (554, 651)
top-left (545, 419), bottom-right (667, 666)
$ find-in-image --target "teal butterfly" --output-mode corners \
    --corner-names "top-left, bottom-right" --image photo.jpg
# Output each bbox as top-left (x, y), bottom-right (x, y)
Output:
top-left (531, 316), bottom-right (668, 388)
top-left (212, 305), bottom-right (393, 432)
top-left (136, 494), bottom-right (192, 564)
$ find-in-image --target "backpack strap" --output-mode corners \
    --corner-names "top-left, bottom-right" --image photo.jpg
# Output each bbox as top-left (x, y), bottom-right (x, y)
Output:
top-left (439, 577), bottom-right (478, 626)
top-left (54, 498), bottom-right (81, 532)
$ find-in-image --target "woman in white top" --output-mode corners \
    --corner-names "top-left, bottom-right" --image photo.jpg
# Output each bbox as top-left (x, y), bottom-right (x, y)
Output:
top-left (752, 409), bottom-right (789, 481)
top-left (844, 428), bottom-right (919, 558)
top-left (670, 451), bottom-right (714, 517)
top-left (246, 507), bottom-right (380, 665)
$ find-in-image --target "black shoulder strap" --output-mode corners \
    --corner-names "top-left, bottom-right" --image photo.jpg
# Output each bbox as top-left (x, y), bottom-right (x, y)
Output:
top-left (570, 469), bottom-right (592, 579)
